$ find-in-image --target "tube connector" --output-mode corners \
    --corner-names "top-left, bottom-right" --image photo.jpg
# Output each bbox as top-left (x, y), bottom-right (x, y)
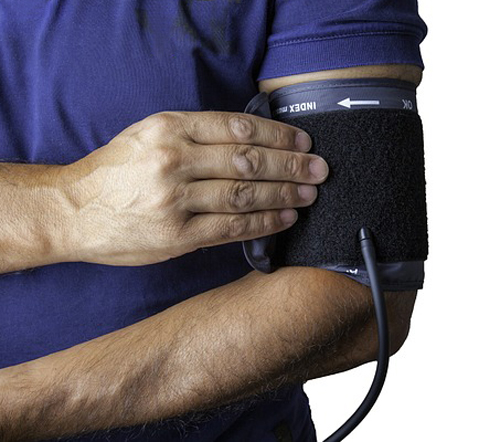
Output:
top-left (358, 226), bottom-right (373, 243)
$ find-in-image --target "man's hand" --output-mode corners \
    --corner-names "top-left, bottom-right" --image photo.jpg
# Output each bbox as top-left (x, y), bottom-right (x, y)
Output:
top-left (0, 111), bottom-right (329, 273)
top-left (63, 111), bottom-right (328, 266)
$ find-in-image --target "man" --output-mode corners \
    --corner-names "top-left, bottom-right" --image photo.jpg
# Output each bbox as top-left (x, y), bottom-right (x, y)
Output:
top-left (0, 1), bottom-right (427, 441)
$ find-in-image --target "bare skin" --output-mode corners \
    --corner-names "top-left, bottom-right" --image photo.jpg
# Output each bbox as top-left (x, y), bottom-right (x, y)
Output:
top-left (0, 64), bottom-right (421, 441)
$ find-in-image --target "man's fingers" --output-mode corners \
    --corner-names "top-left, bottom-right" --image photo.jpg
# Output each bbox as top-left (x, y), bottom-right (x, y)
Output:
top-left (185, 143), bottom-right (329, 184)
top-left (184, 179), bottom-right (317, 213)
top-left (184, 209), bottom-right (298, 248)
top-left (179, 111), bottom-right (312, 152)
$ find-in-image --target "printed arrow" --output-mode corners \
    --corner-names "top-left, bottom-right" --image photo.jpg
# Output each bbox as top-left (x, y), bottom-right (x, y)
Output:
top-left (337, 98), bottom-right (380, 109)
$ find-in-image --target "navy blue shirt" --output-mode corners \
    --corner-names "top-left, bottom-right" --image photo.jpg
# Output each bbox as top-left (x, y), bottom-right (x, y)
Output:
top-left (0, 1), bottom-right (427, 441)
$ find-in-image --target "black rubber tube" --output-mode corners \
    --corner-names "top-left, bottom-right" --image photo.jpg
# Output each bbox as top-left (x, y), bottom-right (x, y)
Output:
top-left (323, 227), bottom-right (390, 442)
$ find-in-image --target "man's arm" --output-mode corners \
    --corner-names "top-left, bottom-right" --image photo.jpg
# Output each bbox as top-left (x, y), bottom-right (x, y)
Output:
top-left (257, 62), bottom-right (422, 378)
top-left (0, 266), bottom-right (414, 441)
top-left (0, 163), bottom-right (75, 274)
top-left (0, 64), bottom-right (420, 440)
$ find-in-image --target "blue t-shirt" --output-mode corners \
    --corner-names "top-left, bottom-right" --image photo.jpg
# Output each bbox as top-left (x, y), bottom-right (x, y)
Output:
top-left (0, 1), bottom-right (427, 441)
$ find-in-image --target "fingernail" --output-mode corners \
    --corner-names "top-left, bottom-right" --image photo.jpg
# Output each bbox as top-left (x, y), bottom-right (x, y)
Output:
top-left (298, 185), bottom-right (317, 201)
top-left (309, 157), bottom-right (329, 180)
top-left (295, 131), bottom-right (312, 151)
top-left (280, 209), bottom-right (298, 225)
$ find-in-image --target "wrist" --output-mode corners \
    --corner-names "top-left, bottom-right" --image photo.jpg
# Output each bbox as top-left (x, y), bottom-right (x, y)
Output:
top-left (0, 162), bottom-right (82, 273)
top-left (43, 164), bottom-right (83, 265)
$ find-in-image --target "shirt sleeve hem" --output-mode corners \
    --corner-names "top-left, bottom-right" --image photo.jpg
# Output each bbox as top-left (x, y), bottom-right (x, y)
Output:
top-left (257, 32), bottom-right (425, 82)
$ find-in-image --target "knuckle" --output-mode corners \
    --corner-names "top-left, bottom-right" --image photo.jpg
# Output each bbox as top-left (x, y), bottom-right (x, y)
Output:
top-left (228, 114), bottom-right (255, 142)
top-left (221, 214), bottom-right (248, 240)
top-left (144, 112), bottom-right (172, 134)
top-left (233, 145), bottom-right (263, 177)
top-left (161, 146), bottom-right (184, 173)
top-left (283, 153), bottom-right (302, 179)
top-left (145, 112), bottom-right (169, 128)
top-left (144, 112), bottom-right (186, 143)
top-left (228, 181), bottom-right (255, 211)
top-left (278, 183), bottom-right (295, 205)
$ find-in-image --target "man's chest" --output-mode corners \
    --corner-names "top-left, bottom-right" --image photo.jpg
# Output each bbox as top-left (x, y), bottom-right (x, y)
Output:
top-left (0, 0), bottom-right (268, 163)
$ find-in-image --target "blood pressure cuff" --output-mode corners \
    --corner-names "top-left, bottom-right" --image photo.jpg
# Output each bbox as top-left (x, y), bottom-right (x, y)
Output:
top-left (241, 78), bottom-right (428, 291)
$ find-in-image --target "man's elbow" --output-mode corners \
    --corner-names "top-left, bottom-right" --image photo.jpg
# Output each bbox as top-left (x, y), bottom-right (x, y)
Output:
top-left (251, 265), bottom-right (417, 380)
top-left (289, 266), bottom-right (418, 373)
top-left (299, 266), bottom-right (416, 343)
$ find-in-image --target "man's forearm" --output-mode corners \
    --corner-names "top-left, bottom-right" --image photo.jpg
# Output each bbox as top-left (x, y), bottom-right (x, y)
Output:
top-left (0, 266), bottom-right (412, 441)
top-left (0, 162), bottom-right (75, 274)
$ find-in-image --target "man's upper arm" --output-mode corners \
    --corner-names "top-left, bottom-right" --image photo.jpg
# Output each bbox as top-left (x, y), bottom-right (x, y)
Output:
top-left (251, 0), bottom-right (427, 348)
top-left (255, 0), bottom-right (427, 85)
top-left (257, 64), bottom-right (422, 353)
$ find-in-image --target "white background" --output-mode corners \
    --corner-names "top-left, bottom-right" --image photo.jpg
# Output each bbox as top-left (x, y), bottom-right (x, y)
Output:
top-left (304, 1), bottom-right (500, 440)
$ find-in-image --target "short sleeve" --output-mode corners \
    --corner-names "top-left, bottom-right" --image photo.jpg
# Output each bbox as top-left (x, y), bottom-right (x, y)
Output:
top-left (257, 0), bottom-right (428, 82)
